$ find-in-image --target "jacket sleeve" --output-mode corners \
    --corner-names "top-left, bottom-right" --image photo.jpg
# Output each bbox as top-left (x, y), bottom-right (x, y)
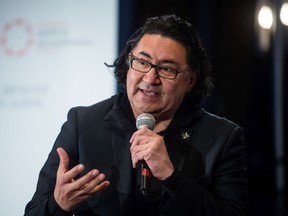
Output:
top-left (24, 108), bottom-right (79, 216)
top-left (160, 126), bottom-right (248, 216)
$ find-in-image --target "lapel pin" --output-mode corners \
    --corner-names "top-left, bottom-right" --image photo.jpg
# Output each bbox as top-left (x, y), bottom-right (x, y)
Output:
top-left (182, 132), bottom-right (189, 140)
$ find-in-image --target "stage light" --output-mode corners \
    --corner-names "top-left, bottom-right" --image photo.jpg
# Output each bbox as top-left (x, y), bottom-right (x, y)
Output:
top-left (280, 3), bottom-right (288, 26)
top-left (258, 5), bottom-right (274, 29)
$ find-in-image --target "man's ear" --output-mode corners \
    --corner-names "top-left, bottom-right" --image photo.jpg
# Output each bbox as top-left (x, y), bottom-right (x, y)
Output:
top-left (186, 69), bottom-right (199, 94)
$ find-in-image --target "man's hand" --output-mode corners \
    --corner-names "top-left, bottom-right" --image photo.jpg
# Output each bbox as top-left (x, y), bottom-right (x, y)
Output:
top-left (53, 147), bottom-right (110, 211)
top-left (130, 127), bottom-right (174, 181)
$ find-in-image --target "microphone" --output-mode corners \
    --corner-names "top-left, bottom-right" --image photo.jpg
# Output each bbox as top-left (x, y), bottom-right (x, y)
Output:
top-left (135, 113), bottom-right (155, 196)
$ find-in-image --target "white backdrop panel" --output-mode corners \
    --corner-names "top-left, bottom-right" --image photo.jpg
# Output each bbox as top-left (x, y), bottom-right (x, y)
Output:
top-left (0, 0), bottom-right (118, 215)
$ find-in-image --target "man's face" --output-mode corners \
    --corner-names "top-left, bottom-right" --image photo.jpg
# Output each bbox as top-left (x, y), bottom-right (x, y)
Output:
top-left (127, 34), bottom-right (198, 121)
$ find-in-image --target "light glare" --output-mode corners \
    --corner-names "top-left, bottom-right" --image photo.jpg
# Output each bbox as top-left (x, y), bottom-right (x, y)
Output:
top-left (258, 5), bottom-right (273, 29)
top-left (280, 3), bottom-right (288, 26)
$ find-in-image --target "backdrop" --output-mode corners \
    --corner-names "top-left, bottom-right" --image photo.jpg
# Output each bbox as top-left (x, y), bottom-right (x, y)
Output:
top-left (0, 0), bottom-right (118, 215)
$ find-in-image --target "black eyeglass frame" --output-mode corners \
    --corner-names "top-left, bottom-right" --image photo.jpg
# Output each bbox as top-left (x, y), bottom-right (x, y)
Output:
top-left (128, 53), bottom-right (193, 80)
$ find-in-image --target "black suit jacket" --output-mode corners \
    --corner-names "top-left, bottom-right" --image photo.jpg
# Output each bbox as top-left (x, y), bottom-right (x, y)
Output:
top-left (24, 93), bottom-right (247, 216)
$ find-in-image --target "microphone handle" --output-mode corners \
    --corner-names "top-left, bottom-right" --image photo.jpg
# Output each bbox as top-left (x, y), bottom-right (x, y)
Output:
top-left (136, 160), bottom-right (151, 196)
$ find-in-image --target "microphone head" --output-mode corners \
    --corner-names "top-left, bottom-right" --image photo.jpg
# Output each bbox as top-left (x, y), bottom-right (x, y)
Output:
top-left (136, 113), bottom-right (155, 130)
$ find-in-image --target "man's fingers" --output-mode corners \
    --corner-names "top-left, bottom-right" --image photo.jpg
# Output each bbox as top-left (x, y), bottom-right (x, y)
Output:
top-left (54, 147), bottom-right (111, 211)
top-left (88, 180), bottom-right (110, 194)
top-left (63, 164), bottom-right (85, 183)
top-left (74, 172), bottom-right (110, 195)
top-left (56, 147), bottom-right (110, 188)
top-left (73, 169), bottom-right (100, 190)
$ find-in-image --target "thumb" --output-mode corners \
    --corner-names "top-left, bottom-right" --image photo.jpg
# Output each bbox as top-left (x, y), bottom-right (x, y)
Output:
top-left (57, 147), bottom-right (69, 174)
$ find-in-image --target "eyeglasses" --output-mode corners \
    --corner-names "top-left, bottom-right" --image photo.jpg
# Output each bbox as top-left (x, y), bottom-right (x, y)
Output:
top-left (128, 53), bottom-right (192, 80)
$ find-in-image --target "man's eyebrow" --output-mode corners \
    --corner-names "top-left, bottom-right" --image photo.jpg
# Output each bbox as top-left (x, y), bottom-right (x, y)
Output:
top-left (138, 51), bottom-right (152, 59)
top-left (138, 51), bottom-right (178, 65)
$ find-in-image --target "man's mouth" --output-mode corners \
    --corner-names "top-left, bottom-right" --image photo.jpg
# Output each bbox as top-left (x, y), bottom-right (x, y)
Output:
top-left (141, 89), bottom-right (159, 96)
top-left (137, 82), bottom-right (161, 96)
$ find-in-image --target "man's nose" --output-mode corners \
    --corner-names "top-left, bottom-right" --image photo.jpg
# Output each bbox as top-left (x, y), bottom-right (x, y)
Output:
top-left (143, 67), bottom-right (161, 84)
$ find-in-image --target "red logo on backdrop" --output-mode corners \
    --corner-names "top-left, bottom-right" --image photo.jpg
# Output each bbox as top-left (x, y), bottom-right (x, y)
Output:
top-left (0, 18), bottom-right (33, 57)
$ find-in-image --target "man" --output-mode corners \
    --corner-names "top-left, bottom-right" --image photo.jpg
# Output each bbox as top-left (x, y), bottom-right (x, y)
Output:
top-left (25, 15), bottom-right (247, 215)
